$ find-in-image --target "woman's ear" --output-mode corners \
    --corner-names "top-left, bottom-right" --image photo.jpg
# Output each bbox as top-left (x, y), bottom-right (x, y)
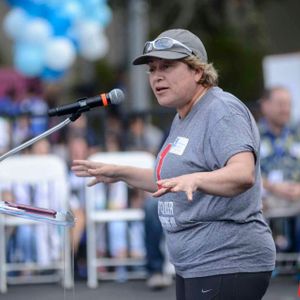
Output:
top-left (194, 67), bottom-right (203, 83)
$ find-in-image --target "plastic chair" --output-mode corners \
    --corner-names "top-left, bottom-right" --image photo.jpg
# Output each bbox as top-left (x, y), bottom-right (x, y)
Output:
top-left (85, 151), bottom-right (155, 288)
top-left (0, 155), bottom-right (73, 293)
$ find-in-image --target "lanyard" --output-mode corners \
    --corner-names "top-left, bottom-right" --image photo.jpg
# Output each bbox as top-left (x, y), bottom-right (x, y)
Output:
top-left (266, 126), bottom-right (290, 158)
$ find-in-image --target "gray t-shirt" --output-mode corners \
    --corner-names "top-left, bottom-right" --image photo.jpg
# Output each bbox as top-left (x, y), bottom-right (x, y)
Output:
top-left (156, 87), bottom-right (276, 278)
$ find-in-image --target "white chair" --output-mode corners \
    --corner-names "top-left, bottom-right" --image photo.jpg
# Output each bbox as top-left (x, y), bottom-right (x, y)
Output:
top-left (85, 151), bottom-right (155, 288)
top-left (0, 155), bottom-right (73, 293)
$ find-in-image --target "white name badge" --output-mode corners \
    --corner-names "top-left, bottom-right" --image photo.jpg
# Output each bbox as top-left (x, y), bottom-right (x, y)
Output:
top-left (268, 169), bottom-right (283, 183)
top-left (170, 137), bottom-right (189, 155)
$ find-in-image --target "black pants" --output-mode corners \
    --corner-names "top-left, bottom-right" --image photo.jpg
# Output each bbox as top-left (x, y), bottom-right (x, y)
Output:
top-left (176, 271), bottom-right (272, 300)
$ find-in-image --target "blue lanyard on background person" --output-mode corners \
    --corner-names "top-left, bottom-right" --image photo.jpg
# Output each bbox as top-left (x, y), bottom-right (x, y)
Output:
top-left (260, 118), bottom-right (291, 159)
top-left (267, 126), bottom-right (290, 159)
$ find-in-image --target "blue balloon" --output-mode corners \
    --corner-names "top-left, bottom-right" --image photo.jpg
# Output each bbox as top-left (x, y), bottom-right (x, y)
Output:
top-left (5, 0), bottom-right (24, 7)
top-left (14, 43), bottom-right (45, 77)
top-left (66, 31), bottom-right (80, 50)
top-left (7, 0), bottom-right (45, 17)
top-left (41, 67), bottom-right (65, 82)
top-left (45, 9), bottom-right (72, 36)
top-left (86, 0), bottom-right (107, 5)
top-left (86, 4), bottom-right (112, 27)
top-left (25, 3), bottom-right (45, 17)
top-left (46, 0), bottom-right (61, 8)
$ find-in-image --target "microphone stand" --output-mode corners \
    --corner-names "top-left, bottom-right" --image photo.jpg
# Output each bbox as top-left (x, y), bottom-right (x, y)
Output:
top-left (0, 110), bottom-right (82, 163)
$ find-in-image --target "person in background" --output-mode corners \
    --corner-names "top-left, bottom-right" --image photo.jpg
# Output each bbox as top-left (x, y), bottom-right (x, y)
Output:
top-left (72, 28), bottom-right (275, 300)
top-left (126, 112), bottom-right (163, 155)
top-left (0, 86), bottom-right (21, 117)
top-left (258, 86), bottom-right (300, 253)
top-left (20, 84), bottom-right (48, 136)
top-left (0, 87), bottom-right (21, 151)
top-left (67, 114), bottom-right (99, 154)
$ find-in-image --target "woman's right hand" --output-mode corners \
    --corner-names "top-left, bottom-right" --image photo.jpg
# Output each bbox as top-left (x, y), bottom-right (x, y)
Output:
top-left (71, 160), bottom-right (120, 186)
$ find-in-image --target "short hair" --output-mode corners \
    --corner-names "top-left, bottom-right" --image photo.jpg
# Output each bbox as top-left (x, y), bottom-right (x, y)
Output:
top-left (182, 56), bottom-right (218, 87)
top-left (259, 86), bottom-right (289, 103)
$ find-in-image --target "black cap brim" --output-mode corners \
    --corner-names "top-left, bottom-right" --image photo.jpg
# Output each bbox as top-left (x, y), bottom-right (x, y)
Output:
top-left (132, 50), bottom-right (189, 65)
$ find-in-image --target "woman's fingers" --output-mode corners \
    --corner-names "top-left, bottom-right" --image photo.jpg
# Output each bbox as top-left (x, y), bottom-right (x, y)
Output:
top-left (71, 165), bottom-right (92, 177)
top-left (73, 160), bottom-right (105, 169)
top-left (72, 160), bottom-right (106, 176)
top-left (186, 189), bottom-right (193, 201)
top-left (157, 179), bottom-right (175, 188)
top-left (72, 160), bottom-right (117, 186)
top-left (156, 178), bottom-right (195, 201)
top-left (72, 160), bottom-right (91, 167)
top-left (87, 178), bottom-right (99, 187)
top-left (152, 188), bottom-right (168, 197)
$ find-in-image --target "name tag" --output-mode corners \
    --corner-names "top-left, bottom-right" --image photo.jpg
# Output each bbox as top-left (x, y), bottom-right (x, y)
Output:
top-left (268, 169), bottom-right (283, 183)
top-left (169, 137), bottom-right (189, 155)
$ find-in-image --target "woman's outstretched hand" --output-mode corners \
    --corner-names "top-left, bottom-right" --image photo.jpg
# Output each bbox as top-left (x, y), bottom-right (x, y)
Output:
top-left (71, 160), bottom-right (119, 186)
top-left (153, 174), bottom-right (198, 201)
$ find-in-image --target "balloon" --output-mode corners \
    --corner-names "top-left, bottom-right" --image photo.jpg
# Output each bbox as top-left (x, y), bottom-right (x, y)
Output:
top-left (71, 20), bottom-right (108, 60)
top-left (22, 18), bottom-right (52, 45)
top-left (73, 20), bottom-right (103, 43)
top-left (2, 8), bottom-right (29, 40)
top-left (5, 0), bottom-right (28, 7)
top-left (31, 0), bottom-right (47, 3)
top-left (88, 4), bottom-right (112, 27)
top-left (46, 0), bottom-right (61, 8)
top-left (14, 43), bottom-right (45, 77)
top-left (62, 1), bottom-right (83, 20)
top-left (46, 10), bottom-right (72, 36)
top-left (45, 37), bottom-right (76, 71)
top-left (79, 34), bottom-right (109, 61)
top-left (20, 0), bottom-right (45, 17)
top-left (86, 0), bottom-right (107, 5)
top-left (41, 67), bottom-right (65, 82)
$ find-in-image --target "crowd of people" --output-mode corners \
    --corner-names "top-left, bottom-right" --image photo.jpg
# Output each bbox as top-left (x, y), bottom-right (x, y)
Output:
top-left (0, 83), bottom-right (172, 289)
top-left (1, 28), bottom-right (300, 299)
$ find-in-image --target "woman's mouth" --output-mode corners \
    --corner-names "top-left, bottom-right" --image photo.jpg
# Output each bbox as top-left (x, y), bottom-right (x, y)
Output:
top-left (156, 87), bottom-right (168, 94)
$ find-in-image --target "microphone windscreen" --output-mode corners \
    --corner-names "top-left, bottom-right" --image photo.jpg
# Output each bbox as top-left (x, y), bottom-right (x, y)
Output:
top-left (109, 89), bottom-right (125, 105)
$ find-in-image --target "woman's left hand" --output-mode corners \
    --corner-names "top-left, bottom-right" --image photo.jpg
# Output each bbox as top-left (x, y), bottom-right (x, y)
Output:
top-left (153, 174), bottom-right (198, 201)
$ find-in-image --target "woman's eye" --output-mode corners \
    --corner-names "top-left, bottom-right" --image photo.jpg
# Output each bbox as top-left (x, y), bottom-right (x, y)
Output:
top-left (147, 68), bottom-right (154, 74)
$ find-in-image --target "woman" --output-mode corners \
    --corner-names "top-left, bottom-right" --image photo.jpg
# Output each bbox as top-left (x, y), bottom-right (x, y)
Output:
top-left (72, 29), bottom-right (276, 300)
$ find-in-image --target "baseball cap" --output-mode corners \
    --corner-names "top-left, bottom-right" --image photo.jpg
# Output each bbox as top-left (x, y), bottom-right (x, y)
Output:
top-left (132, 29), bottom-right (208, 65)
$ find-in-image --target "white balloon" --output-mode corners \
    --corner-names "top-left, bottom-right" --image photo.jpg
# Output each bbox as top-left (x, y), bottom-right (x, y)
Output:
top-left (45, 38), bottom-right (76, 71)
top-left (22, 18), bottom-right (53, 45)
top-left (3, 8), bottom-right (29, 40)
top-left (79, 34), bottom-right (109, 61)
top-left (73, 20), bottom-right (104, 44)
top-left (63, 1), bottom-right (83, 20)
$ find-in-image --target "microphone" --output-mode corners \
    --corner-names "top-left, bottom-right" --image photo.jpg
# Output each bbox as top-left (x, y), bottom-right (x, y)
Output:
top-left (48, 88), bottom-right (125, 117)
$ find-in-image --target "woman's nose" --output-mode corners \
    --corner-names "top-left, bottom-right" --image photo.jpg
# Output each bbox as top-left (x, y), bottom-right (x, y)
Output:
top-left (151, 68), bottom-right (164, 80)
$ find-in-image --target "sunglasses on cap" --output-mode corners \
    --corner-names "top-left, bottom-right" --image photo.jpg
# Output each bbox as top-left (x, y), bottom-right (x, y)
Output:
top-left (143, 37), bottom-right (193, 55)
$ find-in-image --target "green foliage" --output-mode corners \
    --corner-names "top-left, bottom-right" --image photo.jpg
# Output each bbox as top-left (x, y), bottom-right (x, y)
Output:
top-left (107, 0), bottom-right (273, 104)
top-left (94, 59), bottom-right (119, 91)
top-left (206, 33), bottom-right (264, 103)
top-left (147, 0), bottom-right (269, 103)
